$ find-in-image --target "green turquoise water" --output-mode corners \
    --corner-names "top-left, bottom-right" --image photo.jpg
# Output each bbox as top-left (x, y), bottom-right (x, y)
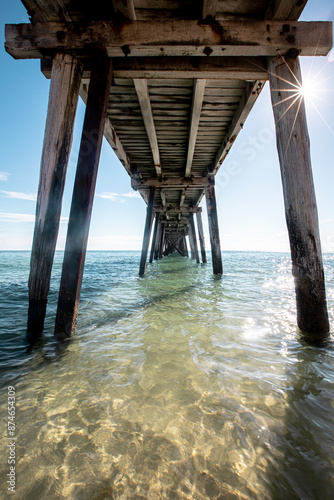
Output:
top-left (0, 251), bottom-right (333, 499)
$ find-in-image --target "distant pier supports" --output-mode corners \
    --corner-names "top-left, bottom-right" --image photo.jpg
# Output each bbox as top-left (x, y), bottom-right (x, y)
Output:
top-left (27, 53), bottom-right (83, 339)
top-left (189, 214), bottom-right (200, 263)
top-left (159, 224), bottom-right (166, 259)
top-left (54, 54), bottom-right (113, 339)
top-left (139, 186), bottom-right (156, 276)
top-left (149, 212), bottom-right (160, 263)
top-left (206, 184), bottom-right (223, 275)
top-left (183, 236), bottom-right (189, 257)
top-left (268, 54), bottom-right (329, 338)
top-left (196, 211), bottom-right (207, 263)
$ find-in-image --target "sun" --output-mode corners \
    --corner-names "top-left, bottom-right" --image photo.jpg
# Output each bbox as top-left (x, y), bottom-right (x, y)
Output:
top-left (298, 79), bottom-right (316, 100)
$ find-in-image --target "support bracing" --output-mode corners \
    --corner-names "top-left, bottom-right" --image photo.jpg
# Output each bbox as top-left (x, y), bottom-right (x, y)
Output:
top-left (159, 225), bottom-right (165, 259)
top-left (268, 54), bottom-right (329, 338)
top-left (54, 53), bottom-right (113, 340)
top-left (27, 53), bottom-right (83, 340)
top-left (206, 184), bottom-right (223, 275)
top-left (139, 186), bottom-right (156, 276)
top-left (196, 211), bottom-right (207, 263)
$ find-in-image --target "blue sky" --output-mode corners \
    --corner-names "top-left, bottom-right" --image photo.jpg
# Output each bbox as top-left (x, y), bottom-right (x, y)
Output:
top-left (0, 0), bottom-right (333, 252)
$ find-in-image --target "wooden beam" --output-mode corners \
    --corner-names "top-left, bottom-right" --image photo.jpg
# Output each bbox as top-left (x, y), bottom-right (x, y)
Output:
top-left (196, 211), bottom-right (207, 263)
top-left (154, 207), bottom-right (201, 214)
top-left (6, 21), bottom-right (333, 59)
top-left (149, 212), bottom-right (160, 263)
top-left (265, 0), bottom-right (307, 21)
top-left (206, 184), bottom-right (222, 275)
top-left (54, 54), bottom-right (113, 339)
top-left (134, 79), bottom-right (161, 177)
top-left (183, 236), bottom-right (189, 258)
top-left (112, 0), bottom-right (136, 20)
top-left (211, 80), bottom-right (265, 174)
top-left (132, 177), bottom-right (213, 189)
top-left (42, 56), bottom-right (269, 81)
top-left (268, 54), bottom-right (329, 337)
top-left (27, 53), bottom-right (83, 339)
top-left (189, 214), bottom-right (200, 263)
top-left (202, 0), bottom-right (218, 20)
top-left (185, 79), bottom-right (206, 176)
top-left (139, 186), bottom-right (156, 276)
top-left (79, 83), bottom-right (131, 175)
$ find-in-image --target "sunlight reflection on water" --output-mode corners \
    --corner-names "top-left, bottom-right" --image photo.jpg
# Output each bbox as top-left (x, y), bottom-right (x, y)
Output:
top-left (0, 251), bottom-right (333, 499)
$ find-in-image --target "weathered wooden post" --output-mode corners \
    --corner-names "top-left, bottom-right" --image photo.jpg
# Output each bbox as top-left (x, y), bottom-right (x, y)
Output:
top-left (54, 54), bottom-right (112, 339)
top-left (189, 214), bottom-right (200, 263)
top-left (196, 210), bottom-right (207, 263)
top-left (154, 222), bottom-right (162, 260)
top-left (139, 187), bottom-right (156, 275)
top-left (205, 184), bottom-right (223, 275)
top-left (149, 212), bottom-right (160, 263)
top-left (183, 236), bottom-right (189, 257)
top-left (159, 224), bottom-right (166, 259)
top-left (27, 53), bottom-right (83, 339)
top-left (268, 54), bottom-right (329, 337)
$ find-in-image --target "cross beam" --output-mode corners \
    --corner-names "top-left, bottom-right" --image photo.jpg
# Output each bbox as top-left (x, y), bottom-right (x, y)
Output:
top-left (5, 21), bottom-right (332, 59)
top-left (131, 177), bottom-right (213, 190)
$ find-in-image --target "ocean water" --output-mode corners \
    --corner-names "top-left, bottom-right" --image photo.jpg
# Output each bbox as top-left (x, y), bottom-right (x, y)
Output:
top-left (0, 250), bottom-right (334, 499)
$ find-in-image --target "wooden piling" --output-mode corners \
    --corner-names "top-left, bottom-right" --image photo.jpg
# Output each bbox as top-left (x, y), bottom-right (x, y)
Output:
top-left (196, 211), bottom-right (207, 263)
top-left (189, 214), bottom-right (200, 263)
top-left (206, 184), bottom-right (223, 275)
top-left (27, 53), bottom-right (83, 339)
top-left (159, 224), bottom-right (165, 259)
top-left (154, 222), bottom-right (162, 260)
top-left (268, 54), bottom-right (329, 337)
top-left (54, 53), bottom-right (113, 339)
top-left (149, 212), bottom-right (160, 263)
top-left (183, 236), bottom-right (189, 257)
top-left (139, 186), bottom-right (156, 275)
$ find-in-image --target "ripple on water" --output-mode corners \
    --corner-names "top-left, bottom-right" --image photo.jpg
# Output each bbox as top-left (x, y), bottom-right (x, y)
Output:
top-left (0, 251), bottom-right (334, 499)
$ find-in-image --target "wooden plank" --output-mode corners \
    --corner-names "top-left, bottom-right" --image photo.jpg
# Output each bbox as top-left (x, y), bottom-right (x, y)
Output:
top-left (134, 79), bottom-right (161, 176)
top-left (139, 186), bottom-right (156, 275)
top-left (54, 54), bottom-right (113, 339)
top-left (212, 80), bottom-right (265, 174)
top-left (159, 223), bottom-right (165, 259)
top-left (196, 210), bottom-right (207, 263)
top-left (27, 53), bottom-right (83, 339)
top-left (268, 54), bottom-right (329, 337)
top-left (265, 0), bottom-right (307, 21)
top-left (112, 0), bottom-right (136, 20)
top-left (6, 21), bottom-right (333, 59)
top-left (180, 189), bottom-right (186, 208)
top-left (132, 177), bottom-right (213, 189)
top-left (185, 79), bottom-right (206, 176)
top-left (206, 184), bottom-right (222, 275)
top-left (160, 189), bottom-right (167, 208)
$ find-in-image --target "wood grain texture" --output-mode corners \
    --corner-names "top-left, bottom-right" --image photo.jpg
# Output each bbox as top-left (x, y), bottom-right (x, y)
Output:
top-left (196, 210), bottom-right (207, 263)
top-left (54, 53), bottom-right (113, 339)
top-left (5, 21), bottom-right (332, 59)
top-left (28, 53), bottom-right (83, 338)
top-left (268, 54), bottom-right (329, 337)
top-left (205, 184), bottom-right (222, 275)
top-left (139, 186), bottom-right (156, 275)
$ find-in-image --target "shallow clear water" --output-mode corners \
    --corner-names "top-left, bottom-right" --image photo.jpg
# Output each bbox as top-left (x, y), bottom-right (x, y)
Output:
top-left (0, 251), bottom-right (334, 499)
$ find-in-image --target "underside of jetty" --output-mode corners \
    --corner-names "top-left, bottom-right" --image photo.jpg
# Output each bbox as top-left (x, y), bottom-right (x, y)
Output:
top-left (5, 0), bottom-right (332, 340)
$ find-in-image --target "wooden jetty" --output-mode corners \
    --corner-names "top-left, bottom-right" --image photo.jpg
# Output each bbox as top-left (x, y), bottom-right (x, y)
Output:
top-left (5, 0), bottom-right (332, 340)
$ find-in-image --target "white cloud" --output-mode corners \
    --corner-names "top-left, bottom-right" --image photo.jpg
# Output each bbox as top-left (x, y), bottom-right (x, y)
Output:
top-left (0, 212), bottom-right (68, 223)
top-left (97, 191), bottom-right (140, 202)
top-left (0, 190), bottom-right (37, 201)
top-left (0, 172), bottom-right (10, 181)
